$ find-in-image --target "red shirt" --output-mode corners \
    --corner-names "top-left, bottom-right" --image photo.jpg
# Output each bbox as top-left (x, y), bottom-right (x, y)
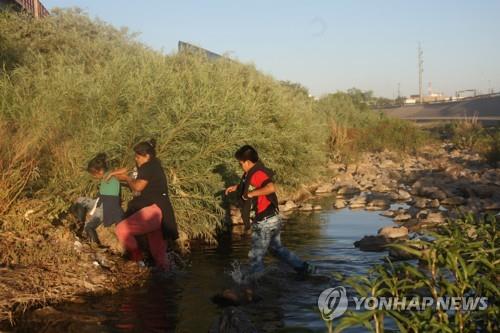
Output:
top-left (249, 170), bottom-right (272, 215)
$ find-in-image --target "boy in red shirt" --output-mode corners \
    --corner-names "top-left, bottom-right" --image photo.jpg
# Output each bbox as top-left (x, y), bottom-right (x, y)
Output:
top-left (225, 145), bottom-right (315, 278)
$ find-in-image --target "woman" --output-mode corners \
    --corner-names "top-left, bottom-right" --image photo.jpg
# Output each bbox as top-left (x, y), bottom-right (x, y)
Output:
top-left (109, 139), bottom-right (178, 271)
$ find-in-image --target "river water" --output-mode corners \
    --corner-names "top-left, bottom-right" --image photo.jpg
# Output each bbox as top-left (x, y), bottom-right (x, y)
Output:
top-left (15, 199), bottom-right (396, 333)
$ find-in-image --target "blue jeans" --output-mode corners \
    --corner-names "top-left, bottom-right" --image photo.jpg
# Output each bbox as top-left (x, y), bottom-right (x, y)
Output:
top-left (248, 215), bottom-right (305, 274)
top-left (76, 197), bottom-right (103, 244)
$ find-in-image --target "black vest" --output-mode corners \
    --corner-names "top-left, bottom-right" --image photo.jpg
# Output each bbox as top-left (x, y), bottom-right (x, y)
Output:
top-left (238, 162), bottom-right (279, 228)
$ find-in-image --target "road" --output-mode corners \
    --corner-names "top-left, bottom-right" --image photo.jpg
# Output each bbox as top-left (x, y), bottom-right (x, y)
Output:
top-left (381, 94), bottom-right (500, 124)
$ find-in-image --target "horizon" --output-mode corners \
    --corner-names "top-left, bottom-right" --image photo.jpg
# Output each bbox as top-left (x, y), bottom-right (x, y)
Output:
top-left (42, 0), bottom-right (500, 98)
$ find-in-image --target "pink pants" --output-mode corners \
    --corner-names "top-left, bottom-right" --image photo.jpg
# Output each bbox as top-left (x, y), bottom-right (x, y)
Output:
top-left (115, 204), bottom-right (168, 270)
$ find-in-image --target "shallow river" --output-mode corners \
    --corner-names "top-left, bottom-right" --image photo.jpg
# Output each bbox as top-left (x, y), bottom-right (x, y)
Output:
top-left (15, 199), bottom-right (397, 333)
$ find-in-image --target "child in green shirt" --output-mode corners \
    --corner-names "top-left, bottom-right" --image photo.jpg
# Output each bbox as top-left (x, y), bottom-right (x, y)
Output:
top-left (74, 153), bottom-right (123, 244)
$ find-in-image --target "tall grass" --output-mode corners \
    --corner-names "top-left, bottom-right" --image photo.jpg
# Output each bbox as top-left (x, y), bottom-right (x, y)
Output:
top-left (315, 92), bottom-right (429, 162)
top-left (0, 9), bottom-right (327, 243)
top-left (444, 117), bottom-right (500, 164)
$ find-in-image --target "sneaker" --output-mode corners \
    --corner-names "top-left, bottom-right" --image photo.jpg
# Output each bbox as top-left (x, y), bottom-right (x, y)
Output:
top-left (296, 262), bottom-right (317, 278)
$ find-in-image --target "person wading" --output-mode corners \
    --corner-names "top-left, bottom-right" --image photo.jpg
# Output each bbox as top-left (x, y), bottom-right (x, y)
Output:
top-left (225, 145), bottom-right (316, 280)
top-left (108, 139), bottom-right (178, 271)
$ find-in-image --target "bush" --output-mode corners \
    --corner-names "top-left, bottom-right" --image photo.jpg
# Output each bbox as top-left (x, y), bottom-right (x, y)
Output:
top-left (0, 9), bottom-right (327, 243)
top-left (333, 214), bottom-right (499, 333)
top-left (315, 92), bottom-right (429, 162)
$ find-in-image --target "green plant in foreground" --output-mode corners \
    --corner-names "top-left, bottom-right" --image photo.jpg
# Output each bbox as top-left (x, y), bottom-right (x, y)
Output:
top-left (331, 214), bottom-right (499, 333)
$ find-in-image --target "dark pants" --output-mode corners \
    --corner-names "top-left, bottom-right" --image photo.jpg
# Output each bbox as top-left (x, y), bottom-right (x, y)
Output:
top-left (76, 197), bottom-right (103, 244)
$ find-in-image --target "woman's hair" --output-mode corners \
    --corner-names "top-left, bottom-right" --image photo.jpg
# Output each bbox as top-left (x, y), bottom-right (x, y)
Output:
top-left (134, 138), bottom-right (157, 158)
top-left (87, 153), bottom-right (108, 173)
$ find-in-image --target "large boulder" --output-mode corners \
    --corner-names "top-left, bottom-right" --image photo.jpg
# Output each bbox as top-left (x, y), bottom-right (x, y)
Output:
top-left (377, 226), bottom-right (409, 239)
top-left (315, 183), bottom-right (335, 194)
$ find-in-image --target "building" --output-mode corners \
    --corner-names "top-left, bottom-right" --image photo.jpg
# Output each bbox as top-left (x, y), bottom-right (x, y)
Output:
top-left (0, 0), bottom-right (49, 18)
top-left (178, 41), bottom-right (222, 60)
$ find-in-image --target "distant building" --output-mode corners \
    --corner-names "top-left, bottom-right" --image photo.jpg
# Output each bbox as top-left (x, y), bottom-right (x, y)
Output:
top-left (404, 97), bottom-right (417, 105)
top-left (178, 41), bottom-right (222, 60)
top-left (0, 0), bottom-right (49, 18)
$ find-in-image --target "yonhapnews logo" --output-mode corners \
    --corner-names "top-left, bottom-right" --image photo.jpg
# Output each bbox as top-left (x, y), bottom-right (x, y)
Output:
top-left (318, 286), bottom-right (488, 320)
top-left (317, 286), bottom-right (348, 320)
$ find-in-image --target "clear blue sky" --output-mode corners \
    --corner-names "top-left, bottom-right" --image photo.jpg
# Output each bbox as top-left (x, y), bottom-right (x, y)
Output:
top-left (43, 0), bottom-right (500, 98)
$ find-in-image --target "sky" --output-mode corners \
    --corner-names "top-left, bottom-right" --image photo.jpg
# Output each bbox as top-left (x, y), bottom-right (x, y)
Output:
top-left (42, 0), bottom-right (500, 98)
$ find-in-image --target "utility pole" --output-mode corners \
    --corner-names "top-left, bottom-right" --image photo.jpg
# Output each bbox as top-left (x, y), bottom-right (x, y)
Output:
top-left (418, 42), bottom-right (424, 104)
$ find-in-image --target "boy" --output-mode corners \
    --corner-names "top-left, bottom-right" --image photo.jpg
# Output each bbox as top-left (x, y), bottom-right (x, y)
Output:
top-left (225, 145), bottom-right (315, 278)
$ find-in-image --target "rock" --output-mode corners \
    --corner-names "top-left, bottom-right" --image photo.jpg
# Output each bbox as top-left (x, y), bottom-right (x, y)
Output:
top-left (441, 197), bottom-right (465, 206)
top-left (313, 205), bottom-right (323, 211)
top-left (413, 197), bottom-right (429, 209)
top-left (354, 235), bottom-right (389, 251)
top-left (420, 212), bottom-right (446, 225)
top-left (381, 159), bottom-right (397, 169)
top-left (381, 210), bottom-right (396, 218)
top-left (338, 185), bottom-right (360, 196)
top-left (299, 203), bottom-right (314, 211)
top-left (372, 183), bottom-right (392, 193)
top-left (420, 186), bottom-right (447, 200)
top-left (397, 189), bottom-right (412, 201)
top-left (334, 200), bottom-right (346, 209)
top-left (416, 209), bottom-right (429, 219)
top-left (394, 213), bottom-right (412, 222)
top-left (377, 226), bottom-right (409, 239)
top-left (366, 198), bottom-right (391, 211)
top-left (349, 195), bottom-right (367, 209)
top-left (315, 183), bottom-right (335, 194)
top-left (429, 199), bottom-right (440, 208)
top-left (280, 200), bottom-right (298, 212)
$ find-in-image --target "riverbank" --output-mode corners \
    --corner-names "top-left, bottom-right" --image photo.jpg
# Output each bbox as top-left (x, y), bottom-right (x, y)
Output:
top-left (2, 139), bottom-right (498, 328)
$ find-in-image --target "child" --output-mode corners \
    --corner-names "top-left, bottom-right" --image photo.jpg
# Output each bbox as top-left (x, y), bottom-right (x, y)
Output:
top-left (225, 145), bottom-right (316, 279)
top-left (74, 153), bottom-right (123, 245)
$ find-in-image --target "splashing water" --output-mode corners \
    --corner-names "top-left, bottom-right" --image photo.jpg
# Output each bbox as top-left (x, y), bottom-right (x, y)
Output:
top-left (228, 260), bottom-right (245, 284)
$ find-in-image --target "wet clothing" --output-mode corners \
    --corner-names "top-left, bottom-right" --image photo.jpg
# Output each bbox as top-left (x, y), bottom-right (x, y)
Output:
top-left (248, 215), bottom-right (305, 274)
top-left (125, 158), bottom-right (178, 240)
top-left (115, 204), bottom-right (168, 270)
top-left (76, 197), bottom-right (104, 244)
top-left (236, 162), bottom-right (305, 276)
top-left (238, 162), bottom-right (279, 228)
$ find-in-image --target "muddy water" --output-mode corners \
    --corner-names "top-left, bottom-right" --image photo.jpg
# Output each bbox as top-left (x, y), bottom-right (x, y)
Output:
top-left (15, 201), bottom-right (396, 333)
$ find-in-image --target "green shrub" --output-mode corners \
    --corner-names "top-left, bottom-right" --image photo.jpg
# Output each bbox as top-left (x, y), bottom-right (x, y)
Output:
top-left (332, 214), bottom-right (499, 333)
top-left (0, 9), bottom-right (327, 241)
top-left (315, 92), bottom-right (429, 162)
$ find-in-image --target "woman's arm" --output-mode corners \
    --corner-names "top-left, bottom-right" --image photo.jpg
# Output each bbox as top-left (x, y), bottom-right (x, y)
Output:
top-left (118, 174), bottom-right (148, 192)
top-left (107, 168), bottom-right (148, 192)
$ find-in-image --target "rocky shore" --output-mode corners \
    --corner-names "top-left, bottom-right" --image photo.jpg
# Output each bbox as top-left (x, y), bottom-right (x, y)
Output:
top-left (229, 142), bottom-right (499, 257)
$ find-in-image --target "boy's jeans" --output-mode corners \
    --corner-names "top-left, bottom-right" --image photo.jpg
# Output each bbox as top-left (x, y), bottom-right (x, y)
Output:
top-left (248, 214), bottom-right (305, 275)
top-left (76, 197), bottom-right (103, 244)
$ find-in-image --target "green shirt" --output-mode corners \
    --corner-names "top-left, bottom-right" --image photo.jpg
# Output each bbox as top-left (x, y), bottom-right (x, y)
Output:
top-left (99, 175), bottom-right (120, 196)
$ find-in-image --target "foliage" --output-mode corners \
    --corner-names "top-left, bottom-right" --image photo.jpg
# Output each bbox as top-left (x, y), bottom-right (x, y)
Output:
top-left (333, 214), bottom-right (499, 333)
top-left (0, 9), bottom-right (327, 242)
top-left (314, 92), bottom-right (429, 162)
